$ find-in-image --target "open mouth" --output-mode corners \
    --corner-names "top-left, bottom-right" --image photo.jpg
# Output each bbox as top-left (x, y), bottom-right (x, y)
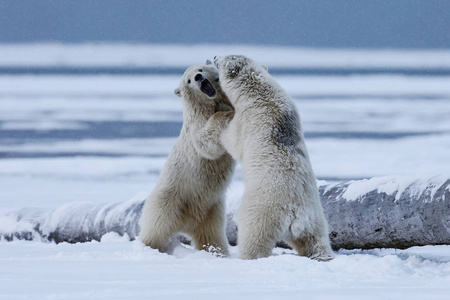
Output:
top-left (200, 78), bottom-right (216, 98)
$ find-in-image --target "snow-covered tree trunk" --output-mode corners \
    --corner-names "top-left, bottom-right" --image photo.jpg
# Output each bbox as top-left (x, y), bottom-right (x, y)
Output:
top-left (320, 176), bottom-right (450, 249)
top-left (1, 176), bottom-right (449, 250)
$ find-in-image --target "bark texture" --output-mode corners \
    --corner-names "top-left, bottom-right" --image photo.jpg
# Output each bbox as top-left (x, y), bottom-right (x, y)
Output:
top-left (2, 176), bottom-right (449, 250)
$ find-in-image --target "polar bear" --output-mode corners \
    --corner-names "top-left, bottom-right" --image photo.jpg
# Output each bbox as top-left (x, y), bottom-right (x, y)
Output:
top-left (138, 61), bottom-right (234, 255)
top-left (211, 55), bottom-right (334, 260)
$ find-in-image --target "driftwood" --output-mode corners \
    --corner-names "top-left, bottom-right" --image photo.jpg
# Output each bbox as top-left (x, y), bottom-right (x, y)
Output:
top-left (321, 176), bottom-right (450, 249)
top-left (1, 176), bottom-right (449, 250)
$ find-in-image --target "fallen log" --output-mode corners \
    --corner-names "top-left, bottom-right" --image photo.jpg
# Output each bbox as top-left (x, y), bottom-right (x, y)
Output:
top-left (321, 175), bottom-right (450, 249)
top-left (1, 176), bottom-right (449, 250)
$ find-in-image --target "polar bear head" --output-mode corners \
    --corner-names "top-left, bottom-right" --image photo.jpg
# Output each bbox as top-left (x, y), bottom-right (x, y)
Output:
top-left (214, 55), bottom-right (268, 77)
top-left (213, 55), bottom-right (268, 101)
top-left (174, 60), bottom-right (224, 102)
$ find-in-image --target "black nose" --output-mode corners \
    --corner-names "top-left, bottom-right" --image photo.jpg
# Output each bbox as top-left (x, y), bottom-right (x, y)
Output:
top-left (194, 74), bottom-right (202, 81)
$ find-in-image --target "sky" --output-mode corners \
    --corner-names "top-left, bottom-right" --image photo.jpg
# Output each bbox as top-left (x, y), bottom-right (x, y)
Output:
top-left (0, 0), bottom-right (450, 48)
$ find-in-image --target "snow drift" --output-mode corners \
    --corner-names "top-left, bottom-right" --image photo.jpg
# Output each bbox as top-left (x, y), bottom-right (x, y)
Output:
top-left (1, 175), bottom-right (449, 250)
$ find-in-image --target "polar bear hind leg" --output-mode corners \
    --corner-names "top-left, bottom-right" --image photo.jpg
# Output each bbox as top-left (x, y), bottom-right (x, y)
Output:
top-left (289, 233), bottom-right (335, 261)
top-left (238, 215), bottom-right (281, 259)
top-left (190, 201), bottom-right (229, 256)
top-left (237, 197), bottom-right (286, 259)
top-left (139, 202), bottom-right (181, 253)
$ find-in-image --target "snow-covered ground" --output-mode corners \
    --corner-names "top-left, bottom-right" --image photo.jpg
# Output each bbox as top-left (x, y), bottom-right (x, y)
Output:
top-left (1, 237), bottom-right (449, 300)
top-left (1, 44), bottom-right (450, 299)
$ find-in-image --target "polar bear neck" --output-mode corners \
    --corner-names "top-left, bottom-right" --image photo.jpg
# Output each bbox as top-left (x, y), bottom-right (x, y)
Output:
top-left (182, 98), bottom-right (216, 123)
top-left (228, 76), bottom-right (283, 109)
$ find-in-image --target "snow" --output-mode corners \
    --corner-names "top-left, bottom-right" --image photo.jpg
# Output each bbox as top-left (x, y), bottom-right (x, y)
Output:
top-left (1, 44), bottom-right (450, 299)
top-left (1, 43), bottom-right (450, 69)
top-left (341, 175), bottom-right (450, 202)
top-left (0, 215), bottom-right (35, 234)
top-left (0, 239), bottom-right (449, 299)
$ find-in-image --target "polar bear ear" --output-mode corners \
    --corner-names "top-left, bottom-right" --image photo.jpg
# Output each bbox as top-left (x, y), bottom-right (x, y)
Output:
top-left (206, 59), bottom-right (212, 65)
top-left (262, 65), bottom-right (268, 71)
top-left (174, 88), bottom-right (182, 97)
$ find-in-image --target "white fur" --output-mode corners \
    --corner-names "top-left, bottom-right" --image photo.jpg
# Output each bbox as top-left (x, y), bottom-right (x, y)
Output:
top-left (212, 55), bottom-right (334, 260)
top-left (138, 62), bottom-right (234, 255)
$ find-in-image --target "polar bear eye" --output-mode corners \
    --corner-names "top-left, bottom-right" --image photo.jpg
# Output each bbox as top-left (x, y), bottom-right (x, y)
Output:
top-left (187, 79), bottom-right (191, 84)
top-left (198, 69), bottom-right (202, 72)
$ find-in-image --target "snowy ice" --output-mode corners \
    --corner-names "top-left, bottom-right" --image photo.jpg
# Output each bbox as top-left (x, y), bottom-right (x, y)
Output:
top-left (1, 44), bottom-right (450, 299)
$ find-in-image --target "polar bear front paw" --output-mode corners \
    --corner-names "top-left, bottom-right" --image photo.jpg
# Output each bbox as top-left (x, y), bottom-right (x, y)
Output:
top-left (212, 111), bottom-right (235, 129)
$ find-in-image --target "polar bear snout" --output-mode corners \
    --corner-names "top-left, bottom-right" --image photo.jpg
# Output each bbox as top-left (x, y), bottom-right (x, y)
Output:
top-left (194, 74), bottom-right (203, 82)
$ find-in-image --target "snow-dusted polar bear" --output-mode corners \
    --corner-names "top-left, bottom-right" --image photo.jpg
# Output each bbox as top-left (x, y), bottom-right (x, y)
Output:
top-left (139, 61), bottom-right (234, 256)
top-left (212, 55), bottom-right (334, 260)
